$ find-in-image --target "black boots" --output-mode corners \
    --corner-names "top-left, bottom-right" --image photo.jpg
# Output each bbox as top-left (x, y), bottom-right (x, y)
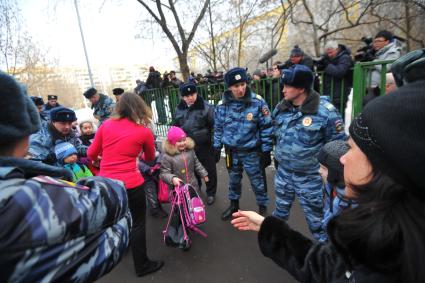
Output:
top-left (221, 200), bottom-right (239, 221)
top-left (136, 260), bottom-right (164, 277)
top-left (259, 205), bottom-right (267, 216)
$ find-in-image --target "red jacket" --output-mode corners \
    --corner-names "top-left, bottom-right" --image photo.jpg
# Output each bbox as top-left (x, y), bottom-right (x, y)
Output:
top-left (88, 118), bottom-right (155, 189)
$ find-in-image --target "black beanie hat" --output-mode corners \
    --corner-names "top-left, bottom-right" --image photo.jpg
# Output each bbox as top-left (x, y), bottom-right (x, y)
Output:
top-left (349, 80), bottom-right (425, 198)
top-left (112, 88), bottom-right (124, 96)
top-left (290, 45), bottom-right (304, 57)
top-left (0, 72), bottom-right (40, 144)
top-left (83, 87), bottom-right (97, 99)
top-left (318, 140), bottom-right (349, 188)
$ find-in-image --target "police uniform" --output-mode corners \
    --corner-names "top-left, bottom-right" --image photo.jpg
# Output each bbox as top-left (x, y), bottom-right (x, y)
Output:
top-left (29, 108), bottom-right (87, 164)
top-left (83, 88), bottom-right (115, 125)
top-left (0, 159), bottom-right (131, 283)
top-left (214, 68), bottom-right (273, 219)
top-left (273, 91), bottom-right (346, 241)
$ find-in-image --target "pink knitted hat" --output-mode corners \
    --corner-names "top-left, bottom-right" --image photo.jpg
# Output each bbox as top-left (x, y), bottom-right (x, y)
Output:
top-left (167, 126), bottom-right (187, 145)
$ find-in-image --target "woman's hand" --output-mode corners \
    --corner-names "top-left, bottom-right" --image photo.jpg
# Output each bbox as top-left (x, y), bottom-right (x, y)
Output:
top-left (231, 210), bottom-right (265, 232)
top-left (172, 177), bottom-right (183, 186)
top-left (204, 176), bottom-right (209, 183)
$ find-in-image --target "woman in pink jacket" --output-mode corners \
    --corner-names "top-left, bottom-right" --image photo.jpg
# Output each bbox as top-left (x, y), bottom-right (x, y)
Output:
top-left (88, 92), bottom-right (163, 277)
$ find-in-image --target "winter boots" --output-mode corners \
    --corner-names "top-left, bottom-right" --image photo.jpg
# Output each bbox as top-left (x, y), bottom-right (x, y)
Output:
top-left (221, 200), bottom-right (239, 221)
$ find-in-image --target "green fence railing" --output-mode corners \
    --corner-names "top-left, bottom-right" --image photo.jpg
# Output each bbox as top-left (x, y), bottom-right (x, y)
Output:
top-left (352, 59), bottom-right (395, 116)
top-left (143, 60), bottom-right (393, 137)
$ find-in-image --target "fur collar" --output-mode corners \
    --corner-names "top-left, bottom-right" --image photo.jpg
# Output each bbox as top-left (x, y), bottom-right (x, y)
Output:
top-left (0, 157), bottom-right (72, 180)
top-left (276, 90), bottom-right (320, 115)
top-left (177, 95), bottom-right (205, 110)
top-left (162, 137), bottom-right (195, 156)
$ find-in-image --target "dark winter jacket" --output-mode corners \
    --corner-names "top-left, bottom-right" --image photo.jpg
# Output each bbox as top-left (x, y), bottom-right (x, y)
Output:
top-left (284, 54), bottom-right (314, 71)
top-left (258, 216), bottom-right (398, 283)
top-left (321, 45), bottom-right (354, 112)
top-left (173, 95), bottom-right (214, 146)
top-left (160, 137), bottom-right (208, 190)
top-left (146, 71), bottom-right (162, 89)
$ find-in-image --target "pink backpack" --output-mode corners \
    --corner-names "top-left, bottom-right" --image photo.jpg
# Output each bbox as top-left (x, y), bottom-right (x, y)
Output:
top-left (189, 195), bottom-right (206, 225)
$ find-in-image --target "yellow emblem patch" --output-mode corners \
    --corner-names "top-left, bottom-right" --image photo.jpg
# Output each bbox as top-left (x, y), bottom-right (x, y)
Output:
top-left (302, 116), bottom-right (312, 127)
top-left (246, 113), bottom-right (253, 121)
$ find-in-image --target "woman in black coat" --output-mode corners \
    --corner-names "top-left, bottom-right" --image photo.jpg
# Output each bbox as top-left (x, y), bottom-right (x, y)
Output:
top-left (232, 81), bottom-right (425, 283)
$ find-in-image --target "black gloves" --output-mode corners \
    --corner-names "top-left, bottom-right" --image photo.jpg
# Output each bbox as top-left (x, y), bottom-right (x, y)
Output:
top-left (261, 151), bottom-right (272, 169)
top-left (214, 148), bottom-right (221, 163)
top-left (315, 57), bottom-right (329, 71)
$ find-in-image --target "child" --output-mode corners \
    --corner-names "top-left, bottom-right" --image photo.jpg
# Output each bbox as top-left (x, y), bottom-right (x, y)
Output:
top-left (55, 141), bottom-right (93, 182)
top-left (317, 140), bottom-right (356, 234)
top-left (160, 126), bottom-right (208, 250)
top-left (160, 126), bottom-right (208, 188)
top-left (79, 120), bottom-right (96, 146)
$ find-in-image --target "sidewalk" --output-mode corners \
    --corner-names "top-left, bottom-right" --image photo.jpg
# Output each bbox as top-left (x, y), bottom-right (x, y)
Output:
top-left (99, 160), bottom-right (310, 283)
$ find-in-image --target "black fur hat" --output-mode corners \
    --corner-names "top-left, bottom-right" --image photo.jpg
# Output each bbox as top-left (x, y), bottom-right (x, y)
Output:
top-left (83, 87), bottom-right (97, 99)
top-left (0, 72), bottom-right (40, 144)
top-left (112, 88), bottom-right (124, 96)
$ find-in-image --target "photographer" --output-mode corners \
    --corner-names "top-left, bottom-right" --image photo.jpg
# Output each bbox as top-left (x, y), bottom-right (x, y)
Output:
top-left (370, 30), bottom-right (401, 87)
top-left (315, 41), bottom-right (353, 114)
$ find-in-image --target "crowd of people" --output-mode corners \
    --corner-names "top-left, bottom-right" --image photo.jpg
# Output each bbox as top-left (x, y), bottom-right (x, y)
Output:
top-left (1, 28), bottom-right (425, 282)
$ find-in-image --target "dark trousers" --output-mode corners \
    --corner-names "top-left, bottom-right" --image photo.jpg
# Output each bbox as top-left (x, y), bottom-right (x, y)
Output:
top-left (195, 144), bottom-right (217, 197)
top-left (127, 184), bottom-right (148, 270)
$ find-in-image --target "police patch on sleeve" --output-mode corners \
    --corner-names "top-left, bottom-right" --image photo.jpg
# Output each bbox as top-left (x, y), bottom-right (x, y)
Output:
top-left (246, 112), bottom-right (253, 121)
top-left (262, 106), bottom-right (270, 116)
top-left (335, 120), bottom-right (344, 132)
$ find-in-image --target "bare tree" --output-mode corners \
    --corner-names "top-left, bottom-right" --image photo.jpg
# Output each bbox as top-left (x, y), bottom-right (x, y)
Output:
top-left (136, 0), bottom-right (210, 81)
top-left (286, 0), bottom-right (380, 56)
top-left (370, 0), bottom-right (425, 50)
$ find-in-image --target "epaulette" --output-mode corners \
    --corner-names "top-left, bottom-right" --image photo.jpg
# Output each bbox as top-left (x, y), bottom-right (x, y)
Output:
top-left (323, 101), bottom-right (336, 111)
top-left (256, 94), bottom-right (264, 101)
top-left (217, 99), bottom-right (224, 106)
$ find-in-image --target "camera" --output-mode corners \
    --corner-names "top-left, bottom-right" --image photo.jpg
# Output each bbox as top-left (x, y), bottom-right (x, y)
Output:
top-left (354, 37), bottom-right (375, 62)
top-left (312, 56), bottom-right (329, 71)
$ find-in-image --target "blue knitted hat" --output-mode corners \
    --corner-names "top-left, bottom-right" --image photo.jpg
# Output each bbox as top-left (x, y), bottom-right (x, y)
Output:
top-left (54, 141), bottom-right (77, 163)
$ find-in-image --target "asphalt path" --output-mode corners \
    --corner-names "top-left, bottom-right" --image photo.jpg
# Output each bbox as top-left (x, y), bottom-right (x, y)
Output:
top-left (99, 160), bottom-right (311, 283)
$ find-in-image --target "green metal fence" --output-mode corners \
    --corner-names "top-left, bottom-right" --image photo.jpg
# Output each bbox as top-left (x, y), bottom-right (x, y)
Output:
top-left (352, 59), bottom-right (395, 116)
top-left (144, 60), bottom-right (393, 137)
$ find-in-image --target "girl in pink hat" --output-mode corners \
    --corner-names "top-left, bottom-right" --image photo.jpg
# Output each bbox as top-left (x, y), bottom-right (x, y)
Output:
top-left (160, 126), bottom-right (208, 189)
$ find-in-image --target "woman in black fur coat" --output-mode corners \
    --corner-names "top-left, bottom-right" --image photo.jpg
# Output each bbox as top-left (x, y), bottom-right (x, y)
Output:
top-left (232, 81), bottom-right (425, 283)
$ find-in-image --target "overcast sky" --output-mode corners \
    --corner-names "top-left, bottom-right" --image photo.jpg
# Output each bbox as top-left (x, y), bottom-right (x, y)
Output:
top-left (19, 0), bottom-right (175, 69)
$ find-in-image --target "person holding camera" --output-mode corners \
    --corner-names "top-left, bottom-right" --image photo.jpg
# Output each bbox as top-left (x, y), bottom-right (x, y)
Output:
top-left (214, 67), bottom-right (273, 220)
top-left (370, 30), bottom-right (401, 87)
top-left (315, 41), bottom-right (354, 114)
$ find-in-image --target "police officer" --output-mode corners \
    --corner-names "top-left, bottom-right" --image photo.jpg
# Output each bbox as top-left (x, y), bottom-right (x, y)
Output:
top-left (173, 82), bottom-right (217, 205)
top-left (272, 65), bottom-right (346, 241)
top-left (112, 87), bottom-right (124, 102)
top-left (214, 67), bottom-right (273, 220)
top-left (83, 87), bottom-right (115, 125)
top-left (0, 72), bottom-right (131, 282)
top-left (42, 94), bottom-right (60, 116)
top-left (30, 96), bottom-right (49, 122)
top-left (28, 106), bottom-right (87, 164)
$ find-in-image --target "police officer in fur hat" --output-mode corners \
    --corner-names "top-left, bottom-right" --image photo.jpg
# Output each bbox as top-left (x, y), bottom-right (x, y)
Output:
top-left (31, 96), bottom-right (49, 123)
top-left (0, 72), bottom-right (131, 282)
top-left (83, 87), bottom-right (115, 125)
top-left (173, 82), bottom-right (217, 205)
top-left (42, 94), bottom-right (61, 117)
top-left (112, 87), bottom-right (124, 102)
top-left (214, 67), bottom-right (273, 220)
top-left (272, 64), bottom-right (346, 241)
top-left (28, 106), bottom-right (88, 164)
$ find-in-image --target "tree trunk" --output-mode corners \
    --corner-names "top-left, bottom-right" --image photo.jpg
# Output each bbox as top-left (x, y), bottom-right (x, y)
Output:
top-left (178, 53), bottom-right (190, 82)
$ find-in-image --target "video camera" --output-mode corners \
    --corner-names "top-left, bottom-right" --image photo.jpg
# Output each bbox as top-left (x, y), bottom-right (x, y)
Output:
top-left (354, 37), bottom-right (375, 62)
